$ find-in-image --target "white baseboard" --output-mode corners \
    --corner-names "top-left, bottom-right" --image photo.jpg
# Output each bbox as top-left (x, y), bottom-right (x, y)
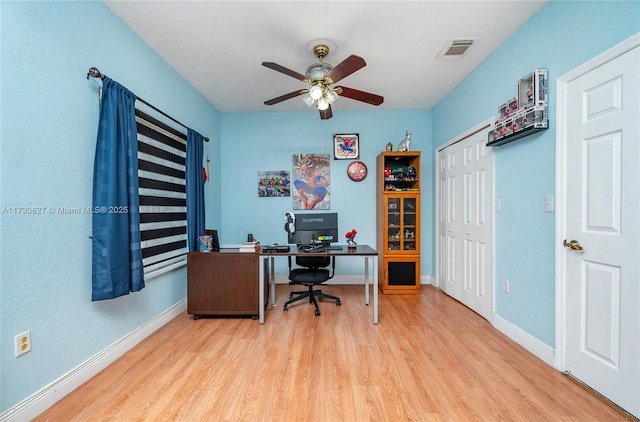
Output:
top-left (492, 313), bottom-right (555, 367)
top-left (0, 300), bottom-right (187, 422)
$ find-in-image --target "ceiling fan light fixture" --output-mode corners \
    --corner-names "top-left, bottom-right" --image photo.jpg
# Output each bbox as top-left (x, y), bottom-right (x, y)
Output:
top-left (302, 93), bottom-right (314, 107)
top-left (305, 62), bottom-right (333, 81)
top-left (325, 89), bottom-right (338, 104)
top-left (317, 96), bottom-right (329, 110)
top-left (309, 84), bottom-right (323, 100)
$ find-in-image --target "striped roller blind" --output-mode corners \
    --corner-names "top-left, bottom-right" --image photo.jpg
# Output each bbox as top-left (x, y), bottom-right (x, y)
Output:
top-left (135, 108), bottom-right (188, 277)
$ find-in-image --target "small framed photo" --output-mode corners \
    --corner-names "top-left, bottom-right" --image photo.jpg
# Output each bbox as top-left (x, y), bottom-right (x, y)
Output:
top-left (333, 133), bottom-right (359, 160)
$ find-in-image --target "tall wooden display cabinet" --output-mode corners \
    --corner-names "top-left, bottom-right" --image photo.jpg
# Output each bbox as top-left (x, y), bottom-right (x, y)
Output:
top-left (376, 151), bottom-right (421, 294)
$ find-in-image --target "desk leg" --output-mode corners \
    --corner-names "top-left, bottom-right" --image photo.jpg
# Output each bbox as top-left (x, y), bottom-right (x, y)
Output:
top-left (259, 256), bottom-right (266, 324)
top-left (270, 256), bottom-right (276, 306)
top-left (373, 255), bottom-right (378, 324)
top-left (364, 257), bottom-right (370, 305)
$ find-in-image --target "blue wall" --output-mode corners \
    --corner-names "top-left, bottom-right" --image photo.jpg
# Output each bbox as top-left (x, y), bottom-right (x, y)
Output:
top-left (1, 1), bottom-right (220, 412)
top-left (219, 110), bottom-right (432, 276)
top-left (1, 0), bottom-right (638, 415)
top-left (433, 0), bottom-right (639, 346)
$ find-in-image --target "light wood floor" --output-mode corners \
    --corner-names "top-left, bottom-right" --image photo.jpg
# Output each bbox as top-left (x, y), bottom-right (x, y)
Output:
top-left (35, 285), bottom-right (631, 421)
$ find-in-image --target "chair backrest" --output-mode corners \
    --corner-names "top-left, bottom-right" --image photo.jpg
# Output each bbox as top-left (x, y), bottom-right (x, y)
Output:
top-left (295, 255), bottom-right (330, 269)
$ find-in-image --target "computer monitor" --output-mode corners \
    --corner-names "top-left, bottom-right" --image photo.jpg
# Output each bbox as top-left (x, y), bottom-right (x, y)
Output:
top-left (288, 212), bottom-right (339, 248)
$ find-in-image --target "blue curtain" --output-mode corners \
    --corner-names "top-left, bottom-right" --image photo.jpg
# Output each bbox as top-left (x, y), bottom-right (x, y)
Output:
top-left (186, 129), bottom-right (205, 251)
top-left (91, 78), bottom-right (144, 301)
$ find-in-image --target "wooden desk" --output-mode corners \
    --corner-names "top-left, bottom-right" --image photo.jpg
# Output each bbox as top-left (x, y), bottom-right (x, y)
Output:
top-left (187, 251), bottom-right (269, 319)
top-left (259, 245), bottom-right (379, 324)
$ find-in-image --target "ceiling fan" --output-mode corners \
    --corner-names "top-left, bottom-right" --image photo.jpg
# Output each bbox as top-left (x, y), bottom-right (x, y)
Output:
top-left (262, 43), bottom-right (384, 120)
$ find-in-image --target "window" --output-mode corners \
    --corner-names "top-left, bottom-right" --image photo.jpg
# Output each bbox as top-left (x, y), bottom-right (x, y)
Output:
top-left (135, 108), bottom-right (188, 278)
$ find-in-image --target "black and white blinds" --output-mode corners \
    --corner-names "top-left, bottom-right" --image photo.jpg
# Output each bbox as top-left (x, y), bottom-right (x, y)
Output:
top-left (135, 108), bottom-right (188, 276)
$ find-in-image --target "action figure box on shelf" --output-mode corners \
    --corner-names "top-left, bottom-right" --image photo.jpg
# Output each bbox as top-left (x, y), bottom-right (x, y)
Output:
top-left (524, 105), bottom-right (548, 129)
top-left (497, 97), bottom-right (518, 120)
top-left (504, 118), bottom-right (514, 136)
top-left (508, 98), bottom-right (519, 116)
top-left (493, 121), bottom-right (507, 140)
top-left (518, 69), bottom-right (548, 108)
top-left (497, 101), bottom-right (508, 121)
top-left (512, 110), bottom-right (526, 133)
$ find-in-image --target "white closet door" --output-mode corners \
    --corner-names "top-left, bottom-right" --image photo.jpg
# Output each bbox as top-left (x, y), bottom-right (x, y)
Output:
top-left (437, 126), bottom-right (493, 320)
top-left (459, 131), bottom-right (493, 320)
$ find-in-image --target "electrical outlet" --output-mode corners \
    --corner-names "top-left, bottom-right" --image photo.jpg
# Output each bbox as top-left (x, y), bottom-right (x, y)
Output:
top-left (15, 330), bottom-right (31, 357)
top-left (502, 279), bottom-right (510, 293)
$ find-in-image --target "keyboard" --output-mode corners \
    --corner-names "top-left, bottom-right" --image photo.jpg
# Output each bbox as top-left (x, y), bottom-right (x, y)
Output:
top-left (298, 244), bottom-right (343, 252)
top-left (261, 244), bottom-right (290, 253)
top-left (298, 244), bottom-right (324, 252)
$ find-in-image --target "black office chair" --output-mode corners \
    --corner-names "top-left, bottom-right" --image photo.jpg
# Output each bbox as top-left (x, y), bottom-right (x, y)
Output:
top-left (283, 255), bottom-right (341, 316)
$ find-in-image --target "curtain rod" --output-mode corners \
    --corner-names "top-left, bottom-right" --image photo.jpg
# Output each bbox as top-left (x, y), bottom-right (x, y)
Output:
top-left (87, 67), bottom-right (209, 142)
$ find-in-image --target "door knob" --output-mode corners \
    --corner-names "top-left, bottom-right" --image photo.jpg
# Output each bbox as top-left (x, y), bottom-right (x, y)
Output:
top-left (563, 239), bottom-right (584, 251)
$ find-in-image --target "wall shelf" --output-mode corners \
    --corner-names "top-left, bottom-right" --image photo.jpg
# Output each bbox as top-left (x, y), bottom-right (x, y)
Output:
top-left (489, 68), bottom-right (549, 147)
top-left (487, 126), bottom-right (547, 147)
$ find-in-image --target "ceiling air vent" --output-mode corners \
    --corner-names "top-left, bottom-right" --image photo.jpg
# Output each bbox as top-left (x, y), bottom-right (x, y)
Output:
top-left (437, 38), bottom-right (479, 60)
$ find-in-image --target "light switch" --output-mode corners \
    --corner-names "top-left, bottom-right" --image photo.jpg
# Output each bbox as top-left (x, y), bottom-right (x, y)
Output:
top-left (545, 195), bottom-right (554, 213)
top-left (495, 198), bottom-right (501, 212)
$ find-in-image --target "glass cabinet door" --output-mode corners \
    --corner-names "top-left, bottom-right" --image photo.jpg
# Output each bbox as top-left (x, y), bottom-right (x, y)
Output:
top-left (386, 197), bottom-right (401, 251)
top-left (402, 197), bottom-right (417, 251)
top-left (385, 195), bottom-right (419, 252)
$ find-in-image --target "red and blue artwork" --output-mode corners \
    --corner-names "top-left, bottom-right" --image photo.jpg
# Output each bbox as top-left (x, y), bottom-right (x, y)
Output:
top-left (334, 133), bottom-right (359, 159)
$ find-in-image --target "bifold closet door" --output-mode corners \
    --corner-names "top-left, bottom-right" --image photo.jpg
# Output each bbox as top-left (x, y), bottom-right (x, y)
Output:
top-left (438, 129), bottom-right (493, 321)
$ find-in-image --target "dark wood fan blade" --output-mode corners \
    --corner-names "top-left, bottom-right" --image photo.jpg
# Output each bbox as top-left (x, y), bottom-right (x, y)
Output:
top-left (261, 62), bottom-right (306, 81)
top-left (324, 55), bottom-right (366, 83)
top-left (264, 90), bottom-right (305, 105)
top-left (319, 105), bottom-right (333, 120)
top-left (336, 86), bottom-right (384, 106)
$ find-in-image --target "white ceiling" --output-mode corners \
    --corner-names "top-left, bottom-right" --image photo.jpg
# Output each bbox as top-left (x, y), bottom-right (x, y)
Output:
top-left (103, 0), bottom-right (548, 115)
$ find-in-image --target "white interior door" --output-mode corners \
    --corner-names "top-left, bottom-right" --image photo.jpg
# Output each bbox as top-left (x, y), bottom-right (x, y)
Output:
top-left (437, 123), bottom-right (493, 320)
top-left (558, 38), bottom-right (639, 418)
top-left (459, 132), bottom-right (492, 319)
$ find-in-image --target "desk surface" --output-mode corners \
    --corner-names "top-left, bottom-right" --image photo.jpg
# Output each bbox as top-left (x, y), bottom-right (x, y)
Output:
top-left (261, 244), bottom-right (378, 256)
